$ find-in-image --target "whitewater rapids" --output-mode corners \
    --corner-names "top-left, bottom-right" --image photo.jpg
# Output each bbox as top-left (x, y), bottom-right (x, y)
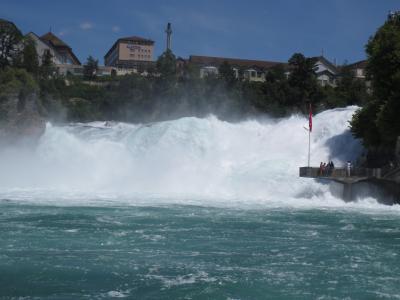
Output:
top-left (0, 106), bottom-right (384, 208)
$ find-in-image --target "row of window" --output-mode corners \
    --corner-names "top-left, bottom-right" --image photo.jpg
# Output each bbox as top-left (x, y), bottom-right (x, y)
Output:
top-left (244, 70), bottom-right (263, 78)
top-left (106, 49), bottom-right (118, 65)
top-left (127, 41), bottom-right (151, 45)
top-left (129, 54), bottom-right (151, 59)
top-left (201, 66), bottom-right (264, 78)
top-left (128, 48), bottom-right (150, 53)
top-left (126, 44), bottom-right (151, 53)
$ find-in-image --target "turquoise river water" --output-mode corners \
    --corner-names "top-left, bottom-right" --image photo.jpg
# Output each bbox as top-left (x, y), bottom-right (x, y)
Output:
top-left (1, 202), bottom-right (400, 299)
top-left (0, 107), bottom-right (399, 299)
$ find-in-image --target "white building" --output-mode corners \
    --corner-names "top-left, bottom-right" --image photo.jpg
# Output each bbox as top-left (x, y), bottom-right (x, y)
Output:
top-left (189, 55), bottom-right (284, 82)
top-left (199, 66), bottom-right (218, 77)
top-left (27, 32), bottom-right (120, 77)
top-left (27, 31), bottom-right (83, 75)
top-left (312, 56), bottom-right (339, 87)
top-left (347, 60), bottom-right (367, 79)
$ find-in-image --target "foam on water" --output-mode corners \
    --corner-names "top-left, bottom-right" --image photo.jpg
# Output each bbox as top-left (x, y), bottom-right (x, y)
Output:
top-left (0, 106), bottom-right (396, 210)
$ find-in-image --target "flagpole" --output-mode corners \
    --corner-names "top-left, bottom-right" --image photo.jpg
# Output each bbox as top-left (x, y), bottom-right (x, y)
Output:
top-left (308, 103), bottom-right (312, 167)
top-left (308, 129), bottom-right (310, 167)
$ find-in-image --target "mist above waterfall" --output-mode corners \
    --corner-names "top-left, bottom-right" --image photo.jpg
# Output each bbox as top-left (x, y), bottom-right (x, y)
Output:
top-left (0, 106), bottom-right (365, 207)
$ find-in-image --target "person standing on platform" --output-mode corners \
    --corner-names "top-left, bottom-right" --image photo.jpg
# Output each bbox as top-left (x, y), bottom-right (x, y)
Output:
top-left (346, 161), bottom-right (351, 177)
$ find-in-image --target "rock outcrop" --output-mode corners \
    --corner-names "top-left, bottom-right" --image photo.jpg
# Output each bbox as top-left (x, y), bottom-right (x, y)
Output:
top-left (0, 92), bottom-right (46, 145)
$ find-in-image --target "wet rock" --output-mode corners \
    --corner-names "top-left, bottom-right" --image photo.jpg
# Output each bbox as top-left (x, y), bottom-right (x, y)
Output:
top-left (0, 92), bottom-right (46, 145)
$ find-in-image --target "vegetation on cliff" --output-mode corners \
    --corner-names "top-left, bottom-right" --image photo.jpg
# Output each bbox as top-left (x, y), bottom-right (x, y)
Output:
top-left (42, 52), bottom-right (367, 123)
top-left (350, 14), bottom-right (400, 166)
top-left (0, 18), bottom-right (369, 129)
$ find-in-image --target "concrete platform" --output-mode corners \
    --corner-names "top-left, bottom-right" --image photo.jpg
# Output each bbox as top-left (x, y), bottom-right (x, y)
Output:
top-left (299, 166), bottom-right (378, 202)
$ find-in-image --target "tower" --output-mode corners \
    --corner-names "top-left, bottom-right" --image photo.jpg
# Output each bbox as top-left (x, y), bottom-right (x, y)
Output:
top-left (165, 22), bottom-right (172, 51)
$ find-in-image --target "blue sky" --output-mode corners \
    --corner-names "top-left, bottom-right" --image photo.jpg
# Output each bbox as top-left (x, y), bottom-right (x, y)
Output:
top-left (1, 0), bottom-right (398, 65)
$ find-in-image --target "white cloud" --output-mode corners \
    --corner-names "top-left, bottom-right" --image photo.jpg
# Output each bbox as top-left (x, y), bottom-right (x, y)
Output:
top-left (80, 22), bottom-right (93, 30)
top-left (58, 30), bottom-right (69, 36)
top-left (112, 25), bottom-right (120, 33)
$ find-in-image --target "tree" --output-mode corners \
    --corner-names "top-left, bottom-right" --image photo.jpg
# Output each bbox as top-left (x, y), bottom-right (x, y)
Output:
top-left (40, 49), bottom-right (56, 78)
top-left (182, 62), bottom-right (200, 80)
top-left (0, 19), bottom-right (23, 68)
top-left (83, 55), bottom-right (98, 80)
top-left (288, 53), bottom-right (317, 86)
top-left (288, 53), bottom-right (318, 109)
top-left (366, 14), bottom-right (400, 102)
top-left (218, 61), bottom-right (236, 85)
top-left (155, 49), bottom-right (177, 96)
top-left (329, 64), bottom-right (370, 108)
top-left (265, 64), bottom-right (286, 83)
top-left (21, 37), bottom-right (39, 75)
top-left (351, 13), bottom-right (400, 149)
top-left (156, 49), bottom-right (176, 79)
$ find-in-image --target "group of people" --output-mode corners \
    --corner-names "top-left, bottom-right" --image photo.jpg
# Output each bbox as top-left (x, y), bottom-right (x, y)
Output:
top-left (318, 161), bottom-right (335, 176)
top-left (317, 160), bottom-right (353, 177)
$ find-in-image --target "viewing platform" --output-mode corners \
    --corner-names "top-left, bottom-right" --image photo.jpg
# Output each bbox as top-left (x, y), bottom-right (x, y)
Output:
top-left (299, 167), bottom-right (381, 184)
top-left (299, 165), bottom-right (400, 204)
top-left (299, 166), bottom-right (384, 201)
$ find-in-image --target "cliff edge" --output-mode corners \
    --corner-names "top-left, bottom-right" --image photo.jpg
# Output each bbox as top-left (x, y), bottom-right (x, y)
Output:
top-left (0, 91), bottom-right (46, 145)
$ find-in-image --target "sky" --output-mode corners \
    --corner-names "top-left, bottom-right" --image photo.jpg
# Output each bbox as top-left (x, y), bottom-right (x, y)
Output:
top-left (1, 0), bottom-right (399, 65)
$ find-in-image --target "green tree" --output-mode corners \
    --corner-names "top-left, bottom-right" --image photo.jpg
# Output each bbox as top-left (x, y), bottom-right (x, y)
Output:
top-left (156, 49), bottom-right (177, 79)
top-left (366, 15), bottom-right (400, 102)
top-left (40, 49), bottom-right (56, 78)
top-left (21, 37), bottom-right (39, 75)
top-left (288, 53), bottom-right (317, 87)
top-left (83, 55), bottom-right (98, 80)
top-left (182, 62), bottom-right (200, 80)
top-left (351, 13), bottom-right (400, 149)
top-left (288, 53), bottom-right (318, 109)
top-left (265, 64), bottom-right (286, 83)
top-left (324, 64), bottom-right (370, 108)
top-left (155, 49), bottom-right (177, 97)
top-left (0, 67), bottom-right (38, 96)
top-left (218, 61), bottom-right (236, 85)
top-left (0, 19), bottom-right (23, 68)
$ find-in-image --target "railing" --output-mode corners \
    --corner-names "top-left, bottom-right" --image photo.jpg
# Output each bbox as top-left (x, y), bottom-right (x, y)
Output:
top-left (381, 163), bottom-right (400, 179)
top-left (299, 167), bottom-right (382, 179)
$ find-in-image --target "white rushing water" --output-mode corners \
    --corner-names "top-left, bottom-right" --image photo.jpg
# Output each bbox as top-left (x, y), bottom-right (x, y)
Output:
top-left (1, 106), bottom-right (392, 209)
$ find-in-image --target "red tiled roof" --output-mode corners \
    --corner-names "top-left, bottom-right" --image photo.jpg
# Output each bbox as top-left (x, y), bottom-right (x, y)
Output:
top-left (40, 32), bottom-right (69, 48)
top-left (347, 60), bottom-right (367, 69)
top-left (104, 35), bottom-right (154, 59)
top-left (39, 32), bottom-right (81, 65)
top-left (119, 36), bottom-right (154, 43)
top-left (189, 55), bottom-right (285, 69)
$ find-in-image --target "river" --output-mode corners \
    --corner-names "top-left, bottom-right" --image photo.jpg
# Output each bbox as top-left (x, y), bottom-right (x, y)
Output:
top-left (1, 107), bottom-right (399, 299)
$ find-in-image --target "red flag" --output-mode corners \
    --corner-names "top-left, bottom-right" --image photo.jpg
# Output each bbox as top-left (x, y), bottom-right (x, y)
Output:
top-left (308, 104), bottom-right (312, 132)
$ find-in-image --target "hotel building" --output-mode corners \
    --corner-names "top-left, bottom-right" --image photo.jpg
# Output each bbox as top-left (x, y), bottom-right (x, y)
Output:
top-left (104, 36), bottom-right (155, 73)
